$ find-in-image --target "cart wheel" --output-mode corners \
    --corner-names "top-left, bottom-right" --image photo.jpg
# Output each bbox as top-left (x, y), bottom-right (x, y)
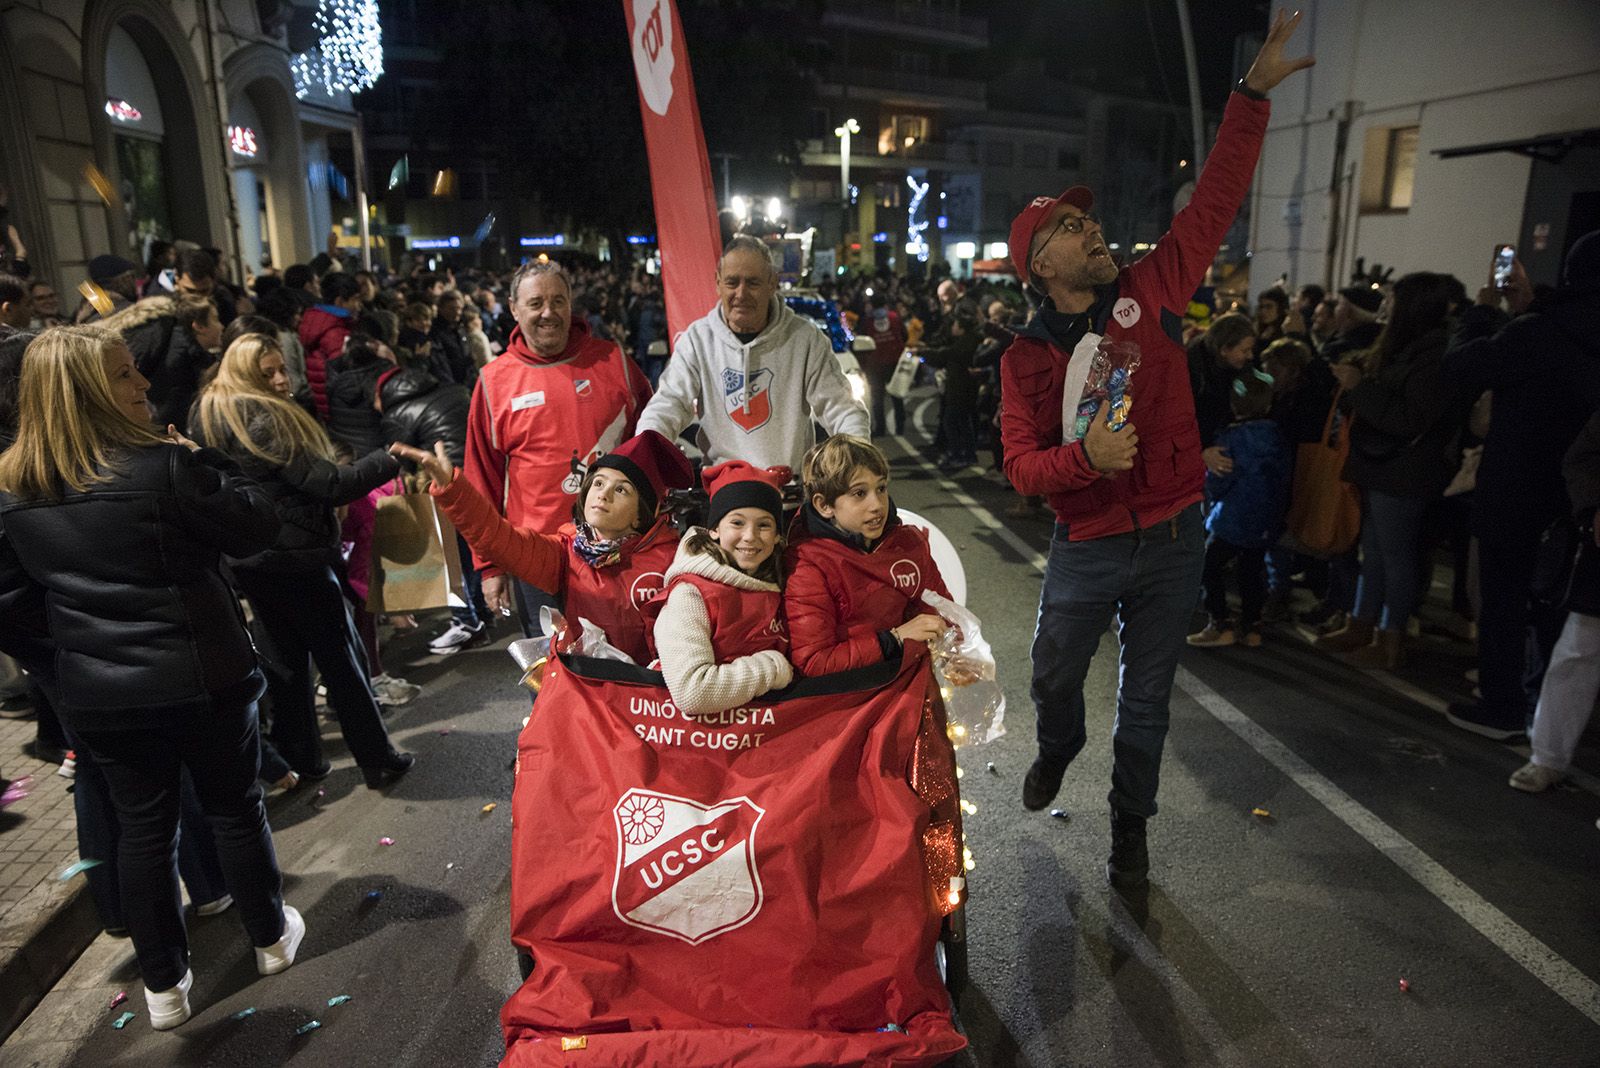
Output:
top-left (937, 908), bottom-right (969, 1005)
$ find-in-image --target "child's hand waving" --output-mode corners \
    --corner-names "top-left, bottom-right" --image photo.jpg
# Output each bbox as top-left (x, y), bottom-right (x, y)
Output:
top-left (893, 613), bottom-right (948, 645)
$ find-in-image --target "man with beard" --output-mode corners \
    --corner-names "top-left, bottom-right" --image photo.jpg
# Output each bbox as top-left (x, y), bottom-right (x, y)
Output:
top-left (999, 10), bottom-right (1313, 893)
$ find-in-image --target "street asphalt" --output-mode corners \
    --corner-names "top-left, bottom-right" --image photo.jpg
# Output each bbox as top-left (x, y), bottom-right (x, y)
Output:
top-left (4, 394), bottom-right (1598, 1067)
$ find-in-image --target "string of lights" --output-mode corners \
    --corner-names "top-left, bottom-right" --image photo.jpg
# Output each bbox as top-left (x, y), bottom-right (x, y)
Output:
top-left (290, 0), bottom-right (384, 99)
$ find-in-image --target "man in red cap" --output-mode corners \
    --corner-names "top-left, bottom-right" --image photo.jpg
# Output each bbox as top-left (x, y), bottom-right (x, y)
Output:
top-left (1000, 11), bottom-right (1313, 893)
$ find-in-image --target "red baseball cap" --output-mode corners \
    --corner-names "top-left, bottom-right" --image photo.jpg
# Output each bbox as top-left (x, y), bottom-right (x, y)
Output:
top-left (1008, 186), bottom-right (1094, 289)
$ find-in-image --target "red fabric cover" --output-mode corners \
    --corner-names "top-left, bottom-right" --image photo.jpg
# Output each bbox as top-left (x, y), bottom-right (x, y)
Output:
top-left (645, 573), bottom-right (787, 661)
top-left (782, 520), bottom-right (952, 677)
top-left (463, 321), bottom-right (652, 576)
top-left (501, 651), bottom-right (965, 1068)
top-left (1000, 92), bottom-right (1270, 540)
top-left (298, 305), bottom-right (351, 420)
top-left (429, 473), bottom-right (677, 664)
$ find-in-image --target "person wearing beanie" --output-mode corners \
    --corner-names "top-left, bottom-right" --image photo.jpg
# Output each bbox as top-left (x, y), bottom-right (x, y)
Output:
top-left (1440, 231), bottom-right (1600, 741)
top-left (1320, 285), bottom-right (1385, 364)
top-left (647, 460), bottom-right (794, 716)
top-left (390, 429), bottom-right (692, 664)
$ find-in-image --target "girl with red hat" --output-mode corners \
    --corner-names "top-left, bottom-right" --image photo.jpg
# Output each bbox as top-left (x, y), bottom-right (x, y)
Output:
top-left (647, 461), bottom-right (795, 715)
top-left (389, 430), bottom-right (693, 665)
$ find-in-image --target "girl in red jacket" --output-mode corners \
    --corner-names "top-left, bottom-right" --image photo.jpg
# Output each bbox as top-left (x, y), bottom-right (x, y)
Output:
top-left (650, 462), bottom-right (794, 715)
top-left (388, 430), bottom-right (692, 665)
top-left (784, 435), bottom-right (953, 676)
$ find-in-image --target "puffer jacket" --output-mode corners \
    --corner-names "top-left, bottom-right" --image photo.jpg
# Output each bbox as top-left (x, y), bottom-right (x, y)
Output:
top-left (1204, 418), bottom-right (1292, 548)
top-left (112, 297), bottom-right (215, 433)
top-left (298, 304), bottom-right (353, 420)
top-left (201, 408), bottom-right (400, 574)
top-left (1342, 328), bottom-right (1470, 498)
top-left (0, 444), bottom-right (279, 727)
top-left (379, 365), bottom-right (471, 467)
top-left (325, 347), bottom-right (391, 454)
top-left (782, 500), bottom-right (952, 677)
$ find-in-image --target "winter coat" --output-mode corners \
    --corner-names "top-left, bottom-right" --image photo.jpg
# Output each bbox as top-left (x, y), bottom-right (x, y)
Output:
top-left (923, 330), bottom-right (982, 406)
top-left (1565, 408), bottom-right (1600, 517)
top-left (429, 471), bottom-right (679, 665)
top-left (0, 444), bottom-right (279, 728)
top-left (1000, 91), bottom-right (1269, 541)
top-left (1269, 358), bottom-right (1338, 447)
top-left (1186, 337), bottom-right (1245, 449)
top-left (379, 365), bottom-right (471, 467)
top-left (638, 295), bottom-right (869, 473)
top-left (431, 319), bottom-right (477, 388)
top-left (648, 534), bottom-right (792, 715)
top-left (200, 409), bottom-right (400, 575)
top-left (1443, 286), bottom-right (1600, 539)
top-left (1342, 328), bottom-right (1469, 498)
top-left (113, 297), bottom-right (215, 433)
top-left (782, 500), bottom-right (952, 677)
top-left (860, 307), bottom-right (907, 373)
top-left (1318, 320), bottom-right (1382, 365)
top-left (1203, 419), bottom-right (1292, 548)
top-left (325, 347), bottom-right (391, 454)
top-left (298, 304), bottom-right (353, 420)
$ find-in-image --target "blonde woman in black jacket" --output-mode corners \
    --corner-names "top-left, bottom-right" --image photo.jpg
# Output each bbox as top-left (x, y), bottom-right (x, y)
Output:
top-left (193, 333), bottom-right (413, 786)
top-left (0, 326), bottom-right (306, 1030)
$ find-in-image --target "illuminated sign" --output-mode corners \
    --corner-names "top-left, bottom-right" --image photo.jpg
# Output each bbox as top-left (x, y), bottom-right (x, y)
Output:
top-left (872, 231), bottom-right (889, 244)
top-left (105, 98), bottom-right (142, 123)
top-left (519, 235), bottom-right (566, 247)
top-left (412, 236), bottom-right (461, 249)
top-left (625, 235), bottom-right (655, 245)
top-left (228, 125), bottom-right (259, 158)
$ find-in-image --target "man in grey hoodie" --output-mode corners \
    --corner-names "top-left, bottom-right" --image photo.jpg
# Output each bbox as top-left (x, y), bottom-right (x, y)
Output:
top-left (638, 236), bottom-right (868, 472)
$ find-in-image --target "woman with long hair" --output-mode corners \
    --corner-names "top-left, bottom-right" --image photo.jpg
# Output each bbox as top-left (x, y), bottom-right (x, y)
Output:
top-left (1319, 272), bottom-right (1469, 668)
top-left (0, 326), bottom-right (304, 1029)
top-left (193, 332), bottom-right (413, 786)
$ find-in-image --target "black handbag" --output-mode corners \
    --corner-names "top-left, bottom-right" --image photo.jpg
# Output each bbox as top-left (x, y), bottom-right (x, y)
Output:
top-left (1531, 516), bottom-right (1600, 617)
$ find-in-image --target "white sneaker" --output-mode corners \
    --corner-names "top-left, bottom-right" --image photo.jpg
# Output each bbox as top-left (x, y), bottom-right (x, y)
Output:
top-left (371, 674), bottom-right (422, 707)
top-left (195, 893), bottom-right (233, 917)
top-left (429, 620), bottom-right (484, 652)
top-left (255, 904), bottom-right (305, 976)
top-left (1508, 762), bottom-right (1563, 793)
top-left (145, 968), bottom-right (193, 1030)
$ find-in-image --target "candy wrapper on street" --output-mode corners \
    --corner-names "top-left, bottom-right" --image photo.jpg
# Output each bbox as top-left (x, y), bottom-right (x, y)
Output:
top-left (1070, 338), bottom-right (1143, 441)
top-left (921, 589), bottom-right (1005, 747)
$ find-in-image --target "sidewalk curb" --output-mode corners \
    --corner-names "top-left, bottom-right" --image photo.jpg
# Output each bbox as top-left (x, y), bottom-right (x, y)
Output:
top-left (0, 874), bottom-right (102, 1041)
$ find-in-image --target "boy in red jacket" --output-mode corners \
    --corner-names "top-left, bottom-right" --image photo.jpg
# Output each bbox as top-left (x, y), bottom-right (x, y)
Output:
top-left (784, 435), bottom-right (952, 676)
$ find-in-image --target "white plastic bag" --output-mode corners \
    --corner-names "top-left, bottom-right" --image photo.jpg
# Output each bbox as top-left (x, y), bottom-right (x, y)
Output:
top-left (886, 351), bottom-right (920, 398)
top-left (508, 607), bottom-right (635, 691)
top-left (920, 590), bottom-right (1005, 747)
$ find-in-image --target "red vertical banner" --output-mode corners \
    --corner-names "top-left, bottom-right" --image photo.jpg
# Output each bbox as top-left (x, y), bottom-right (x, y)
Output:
top-left (624, 0), bottom-right (722, 342)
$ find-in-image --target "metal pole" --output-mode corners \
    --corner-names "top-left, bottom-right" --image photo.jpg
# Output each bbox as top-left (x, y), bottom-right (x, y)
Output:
top-left (352, 114), bottom-right (372, 270)
top-left (1174, 0), bottom-right (1206, 172)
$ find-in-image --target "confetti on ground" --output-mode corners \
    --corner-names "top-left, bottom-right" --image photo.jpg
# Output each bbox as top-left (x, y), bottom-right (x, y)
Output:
top-left (232, 1007), bottom-right (257, 1020)
top-left (378, 837), bottom-right (395, 846)
top-left (112, 1011), bottom-right (136, 1029)
top-left (109, 991), bottom-right (128, 1009)
top-left (446, 862), bottom-right (454, 870)
top-left (1049, 809), bottom-right (1070, 821)
top-left (1251, 807), bottom-right (1273, 818)
top-left (481, 802), bottom-right (497, 813)
top-left (985, 762), bottom-right (998, 775)
top-left (2, 775), bottom-right (32, 807)
top-left (561, 1036), bottom-right (588, 1051)
top-left (295, 1019), bottom-right (322, 1036)
top-left (316, 788), bottom-right (326, 798)
top-left (58, 858), bottom-right (103, 881)
top-left (1399, 978), bottom-right (1411, 993)
top-left (327, 995), bottom-right (352, 1007)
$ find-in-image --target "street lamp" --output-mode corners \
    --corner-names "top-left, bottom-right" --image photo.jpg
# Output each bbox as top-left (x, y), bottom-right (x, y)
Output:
top-left (833, 118), bottom-right (860, 202)
top-left (766, 197), bottom-right (783, 225)
top-left (730, 195), bottom-right (749, 223)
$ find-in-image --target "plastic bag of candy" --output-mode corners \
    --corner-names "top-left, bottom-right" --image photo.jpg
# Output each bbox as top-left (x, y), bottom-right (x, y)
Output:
top-left (921, 590), bottom-right (1006, 747)
top-left (508, 607), bottom-right (634, 691)
top-left (1068, 337), bottom-right (1144, 442)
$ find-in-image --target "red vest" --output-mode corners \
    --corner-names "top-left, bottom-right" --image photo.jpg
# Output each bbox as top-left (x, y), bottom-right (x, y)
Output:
top-left (560, 519), bottom-right (679, 665)
top-left (655, 573), bottom-right (787, 661)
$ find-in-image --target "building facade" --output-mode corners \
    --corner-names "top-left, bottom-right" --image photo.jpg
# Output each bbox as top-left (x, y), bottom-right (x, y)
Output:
top-left (1248, 0), bottom-right (1600, 294)
top-left (0, 0), bottom-right (368, 296)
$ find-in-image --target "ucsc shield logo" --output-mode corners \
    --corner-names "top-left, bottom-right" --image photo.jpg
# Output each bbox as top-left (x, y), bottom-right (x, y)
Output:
top-left (630, 0), bottom-right (676, 117)
top-left (722, 367), bottom-right (773, 432)
top-left (611, 789), bottom-right (765, 945)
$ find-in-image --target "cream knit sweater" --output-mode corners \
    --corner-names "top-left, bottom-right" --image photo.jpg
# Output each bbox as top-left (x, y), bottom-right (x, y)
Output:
top-left (653, 532), bottom-right (793, 715)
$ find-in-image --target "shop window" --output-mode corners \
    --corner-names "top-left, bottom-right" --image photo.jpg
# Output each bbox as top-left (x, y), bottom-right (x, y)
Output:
top-left (116, 135), bottom-right (172, 247)
top-left (1359, 125), bottom-right (1419, 213)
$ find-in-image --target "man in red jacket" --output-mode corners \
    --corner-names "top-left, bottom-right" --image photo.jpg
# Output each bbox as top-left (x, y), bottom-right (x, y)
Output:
top-left (464, 260), bottom-right (651, 637)
top-left (1000, 11), bottom-right (1312, 893)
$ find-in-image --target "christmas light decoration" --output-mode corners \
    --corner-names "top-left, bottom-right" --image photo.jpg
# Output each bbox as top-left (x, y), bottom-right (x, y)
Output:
top-left (290, 0), bottom-right (384, 98)
top-left (905, 175), bottom-right (930, 263)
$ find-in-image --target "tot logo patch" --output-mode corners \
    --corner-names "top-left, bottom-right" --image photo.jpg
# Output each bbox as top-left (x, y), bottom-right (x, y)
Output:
top-left (890, 559), bottom-right (921, 592)
top-left (629, 571), bottom-right (666, 610)
top-left (630, 0), bottom-right (676, 117)
top-left (612, 789), bottom-right (765, 944)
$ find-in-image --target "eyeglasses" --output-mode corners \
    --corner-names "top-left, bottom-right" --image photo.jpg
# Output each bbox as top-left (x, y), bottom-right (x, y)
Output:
top-left (1032, 211), bottom-right (1101, 262)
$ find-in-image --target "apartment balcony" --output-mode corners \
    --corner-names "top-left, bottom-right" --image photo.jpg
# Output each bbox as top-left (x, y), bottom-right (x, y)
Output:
top-left (821, 1), bottom-right (987, 48)
top-left (819, 64), bottom-right (986, 111)
top-left (798, 137), bottom-right (978, 172)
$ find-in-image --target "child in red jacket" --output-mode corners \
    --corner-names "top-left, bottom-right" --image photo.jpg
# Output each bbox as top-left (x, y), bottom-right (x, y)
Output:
top-left (388, 430), bottom-right (692, 664)
top-left (784, 435), bottom-right (953, 676)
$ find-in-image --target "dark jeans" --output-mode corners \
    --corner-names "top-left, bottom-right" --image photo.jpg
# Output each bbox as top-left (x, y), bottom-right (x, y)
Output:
top-left (1029, 504), bottom-right (1205, 819)
top-left (867, 364), bottom-right (906, 437)
top-left (73, 695), bottom-right (286, 991)
top-left (1202, 535), bottom-right (1267, 631)
top-left (942, 399), bottom-right (977, 464)
top-left (239, 566), bottom-right (397, 773)
top-left (451, 532), bottom-right (489, 629)
top-left (1477, 526), bottom-right (1565, 724)
top-left (1353, 491), bottom-right (1429, 631)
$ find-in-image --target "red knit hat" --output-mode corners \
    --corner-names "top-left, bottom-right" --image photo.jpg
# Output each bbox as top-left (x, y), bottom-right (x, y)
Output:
top-left (703, 460), bottom-right (791, 529)
top-left (1008, 185), bottom-right (1094, 289)
top-left (591, 430), bottom-right (694, 517)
